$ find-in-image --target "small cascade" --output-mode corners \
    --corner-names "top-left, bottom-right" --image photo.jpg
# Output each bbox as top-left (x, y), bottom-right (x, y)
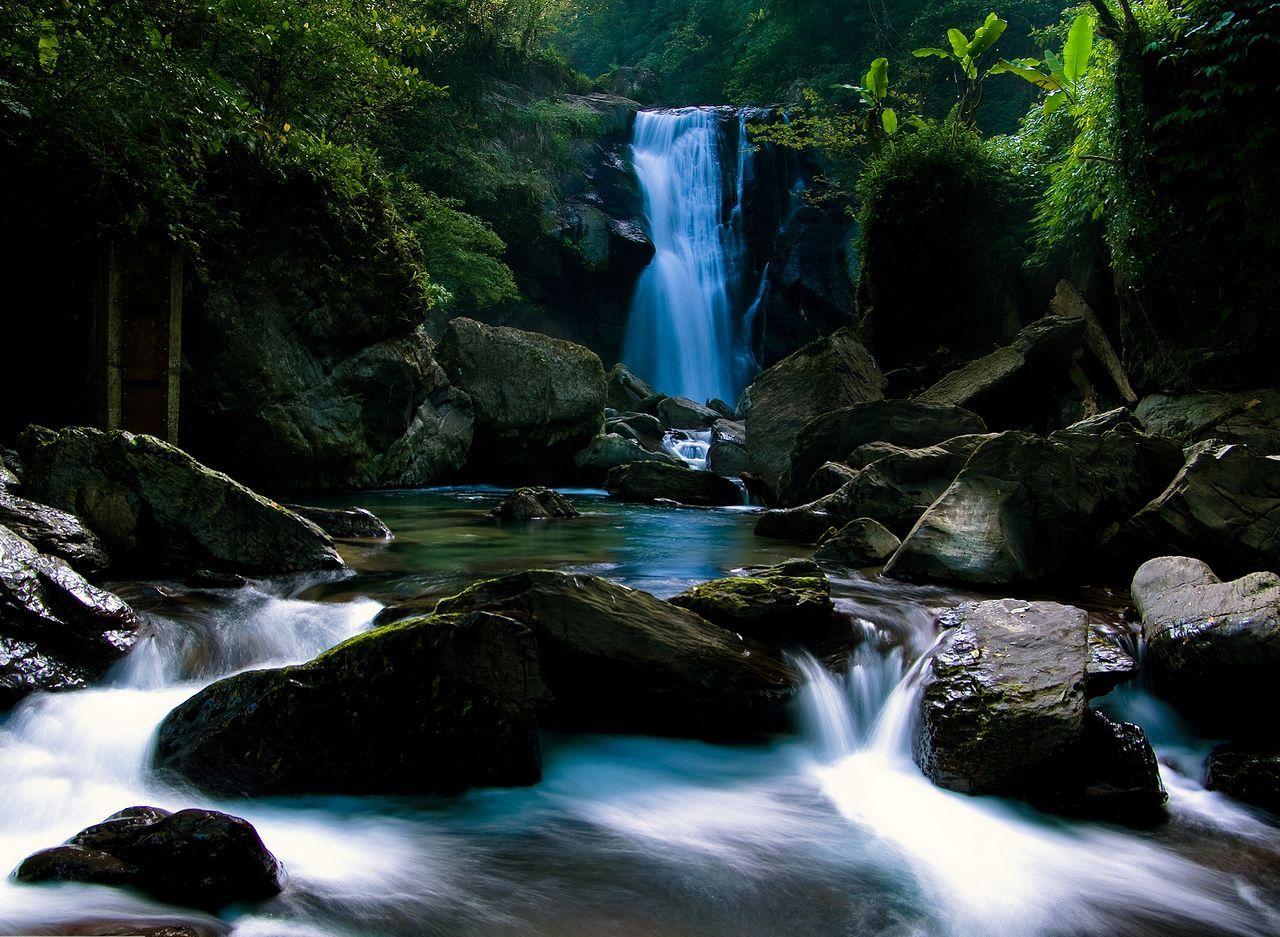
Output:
top-left (661, 429), bottom-right (713, 471)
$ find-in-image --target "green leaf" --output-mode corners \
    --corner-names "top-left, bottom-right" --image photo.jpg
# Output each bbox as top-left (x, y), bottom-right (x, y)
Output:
top-left (947, 29), bottom-right (969, 58)
top-left (991, 59), bottom-right (1059, 90)
top-left (967, 13), bottom-right (1007, 57)
top-left (1043, 91), bottom-right (1069, 115)
top-left (865, 57), bottom-right (889, 101)
top-left (1063, 13), bottom-right (1094, 84)
top-left (1044, 50), bottom-right (1064, 76)
top-left (913, 47), bottom-right (951, 60)
top-left (881, 108), bottom-right (898, 134)
top-left (36, 24), bottom-right (59, 72)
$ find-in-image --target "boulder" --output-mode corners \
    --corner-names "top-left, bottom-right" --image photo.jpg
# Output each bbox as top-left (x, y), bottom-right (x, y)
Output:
top-left (1, 524), bottom-right (140, 707)
top-left (435, 570), bottom-right (798, 739)
top-left (605, 364), bottom-right (655, 414)
top-left (1130, 556), bottom-right (1280, 735)
top-left (1112, 442), bottom-right (1280, 578)
top-left (799, 462), bottom-right (859, 503)
top-left (658, 396), bottom-right (720, 430)
top-left (814, 518), bottom-right (901, 567)
top-left (284, 504), bottom-right (391, 540)
top-left (1136, 389), bottom-right (1280, 453)
top-left (153, 611), bottom-right (548, 797)
top-left (16, 806), bottom-right (282, 912)
top-left (574, 434), bottom-right (682, 484)
top-left (437, 318), bottom-right (606, 482)
top-left (1067, 408), bottom-right (1137, 434)
top-left (1086, 625), bottom-right (1139, 698)
top-left (707, 419), bottom-right (752, 477)
top-left (668, 560), bottom-right (837, 647)
top-left (18, 426), bottom-right (344, 576)
top-left (886, 427), bottom-right (1182, 586)
top-left (0, 488), bottom-right (110, 575)
top-left (914, 316), bottom-right (1086, 429)
top-left (488, 487), bottom-right (580, 521)
top-left (743, 328), bottom-right (885, 497)
top-left (1205, 745), bottom-right (1280, 813)
top-left (0, 452), bottom-right (19, 488)
top-left (914, 598), bottom-right (1164, 814)
top-left (607, 412), bottom-right (665, 451)
top-left (707, 398), bottom-right (738, 420)
top-left (605, 462), bottom-right (742, 507)
top-left (754, 497), bottom-right (841, 543)
top-left (781, 401), bottom-right (987, 504)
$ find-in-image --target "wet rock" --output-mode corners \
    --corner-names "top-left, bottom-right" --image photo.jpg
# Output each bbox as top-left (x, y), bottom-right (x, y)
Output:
top-left (886, 427), bottom-right (1181, 586)
top-left (669, 560), bottom-right (837, 647)
top-left (605, 363), bottom-right (655, 414)
top-left (488, 487), bottom-right (581, 521)
top-left (437, 318), bottom-right (606, 482)
top-left (915, 316), bottom-right (1087, 429)
top-left (1205, 745), bottom-right (1280, 813)
top-left (1130, 556), bottom-right (1280, 734)
top-left (607, 412), bottom-right (665, 451)
top-left (658, 396), bottom-right (720, 430)
top-left (1086, 626), bottom-right (1139, 698)
top-left (707, 419), bottom-right (752, 477)
top-left (814, 518), bottom-right (901, 567)
top-left (0, 452), bottom-right (19, 488)
top-left (743, 328), bottom-right (885, 497)
top-left (184, 570), bottom-right (248, 590)
top-left (153, 611), bottom-right (548, 796)
top-left (1136, 389), bottom-right (1280, 453)
top-left (1112, 442), bottom-right (1280, 578)
top-left (754, 496), bottom-right (840, 543)
top-left (0, 487), bottom-right (111, 575)
top-left (605, 462), bottom-right (742, 507)
top-left (1078, 710), bottom-right (1167, 820)
top-left (284, 504), bottom-right (391, 540)
top-left (915, 599), bottom-right (1089, 800)
top-left (782, 401), bottom-right (987, 504)
top-left (18, 425), bottom-right (344, 576)
top-left (436, 570), bottom-right (798, 739)
top-left (707, 398), bottom-right (738, 420)
top-left (16, 806), bottom-right (282, 912)
top-left (575, 433), bottom-right (682, 484)
top-left (0, 524), bottom-right (140, 707)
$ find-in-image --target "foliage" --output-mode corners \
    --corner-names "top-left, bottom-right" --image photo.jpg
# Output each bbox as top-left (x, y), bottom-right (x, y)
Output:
top-left (913, 12), bottom-right (1009, 124)
top-left (993, 12), bottom-right (1095, 115)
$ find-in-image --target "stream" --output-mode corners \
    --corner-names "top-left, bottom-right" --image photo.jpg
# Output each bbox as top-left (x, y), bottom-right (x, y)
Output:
top-left (1, 488), bottom-right (1278, 936)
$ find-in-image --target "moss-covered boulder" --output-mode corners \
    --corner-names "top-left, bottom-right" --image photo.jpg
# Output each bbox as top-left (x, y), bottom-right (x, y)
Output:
top-left (153, 611), bottom-right (548, 797)
top-left (17, 426), bottom-right (344, 576)
top-left (1, 524), bottom-right (141, 708)
top-left (814, 518), bottom-right (901, 568)
top-left (437, 318), bottom-right (606, 482)
top-left (16, 806), bottom-right (282, 912)
top-left (605, 461), bottom-right (742, 507)
top-left (436, 570), bottom-right (798, 739)
top-left (488, 487), bottom-right (580, 521)
top-left (915, 599), bottom-right (1164, 817)
top-left (743, 328), bottom-right (885, 497)
top-left (669, 559), bottom-right (837, 647)
top-left (1131, 556), bottom-right (1280, 736)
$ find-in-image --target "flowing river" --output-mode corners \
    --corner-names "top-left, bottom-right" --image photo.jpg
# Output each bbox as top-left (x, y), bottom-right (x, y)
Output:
top-left (1, 488), bottom-right (1277, 936)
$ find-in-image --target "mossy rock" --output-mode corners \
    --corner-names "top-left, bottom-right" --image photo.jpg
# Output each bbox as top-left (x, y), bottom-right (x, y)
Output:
top-left (669, 560), bottom-right (837, 648)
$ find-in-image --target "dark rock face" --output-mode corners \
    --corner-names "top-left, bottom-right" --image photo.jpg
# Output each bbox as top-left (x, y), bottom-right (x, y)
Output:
top-left (1, 524), bottom-right (140, 707)
top-left (575, 433), bottom-right (682, 484)
top-left (800, 462), bottom-right (859, 503)
top-left (284, 504), bottom-right (391, 540)
top-left (669, 560), bottom-right (837, 647)
top-left (488, 487), bottom-right (580, 521)
top-left (755, 497), bottom-right (840, 543)
top-left (814, 518), bottom-right (901, 567)
top-left (18, 426), bottom-right (343, 576)
top-left (658, 396), bottom-right (720, 430)
top-left (1113, 442), bottom-right (1280, 578)
top-left (782, 402), bottom-right (987, 504)
top-left (437, 318), bottom-right (606, 482)
top-left (1205, 745), bottom-right (1280, 813)
top-left (707, 420), bottom-right (752, 477)
top-left (915, 316), bottom-right (1087, 429)
top-left (0, 487), bottom-right (111, 575)
top-left (608, 411), bottom-right (665, 451)
top-left (16, 806), bottom-right (282, 912)
top-left (1130, 556), bottom-right (1280, 735)
top-left (914, 599), bottom-right (1164, 815)
top-left (886, 427), bottom-right (1181, 586)
top-left (1086, 626), bottom-right (1139, 698)
top-left (605, 364), bottom-right (655, 414)
top-left (153, 612), bottom-right (548, 797)
top-left (743, 328), bottom-right (885, 497)
top-left (605, 462), bottom-right (742, 507)
top-left (1136, 390), bottom-right (1280, 453)
top-left (436, 570), bottom-right (798, 739)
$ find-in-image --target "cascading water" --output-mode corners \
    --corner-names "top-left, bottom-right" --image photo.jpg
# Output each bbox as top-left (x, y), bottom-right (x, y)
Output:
top-left (621, 109), bottom-right (761, 405)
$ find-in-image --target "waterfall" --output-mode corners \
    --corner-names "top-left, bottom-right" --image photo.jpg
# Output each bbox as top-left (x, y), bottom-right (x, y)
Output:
top-left (621, 109), bottom-right (759, 406)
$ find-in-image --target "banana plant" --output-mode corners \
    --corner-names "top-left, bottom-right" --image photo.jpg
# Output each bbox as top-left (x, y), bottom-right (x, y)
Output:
top-left (834, 57), bottom-right (900, 140)
top-left (992, 13), bottom-right (1096, 115)
top-left (914, 12), bottom-right (1009, 125)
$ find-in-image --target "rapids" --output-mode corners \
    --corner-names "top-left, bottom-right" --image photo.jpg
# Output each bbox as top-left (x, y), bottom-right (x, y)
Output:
top-left (0, 488), bottom-right (1277, 936)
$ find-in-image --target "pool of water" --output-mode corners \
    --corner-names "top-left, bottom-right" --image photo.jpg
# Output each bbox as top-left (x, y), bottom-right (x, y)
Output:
top-left (0, 488), bottom-right (1276, 937)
